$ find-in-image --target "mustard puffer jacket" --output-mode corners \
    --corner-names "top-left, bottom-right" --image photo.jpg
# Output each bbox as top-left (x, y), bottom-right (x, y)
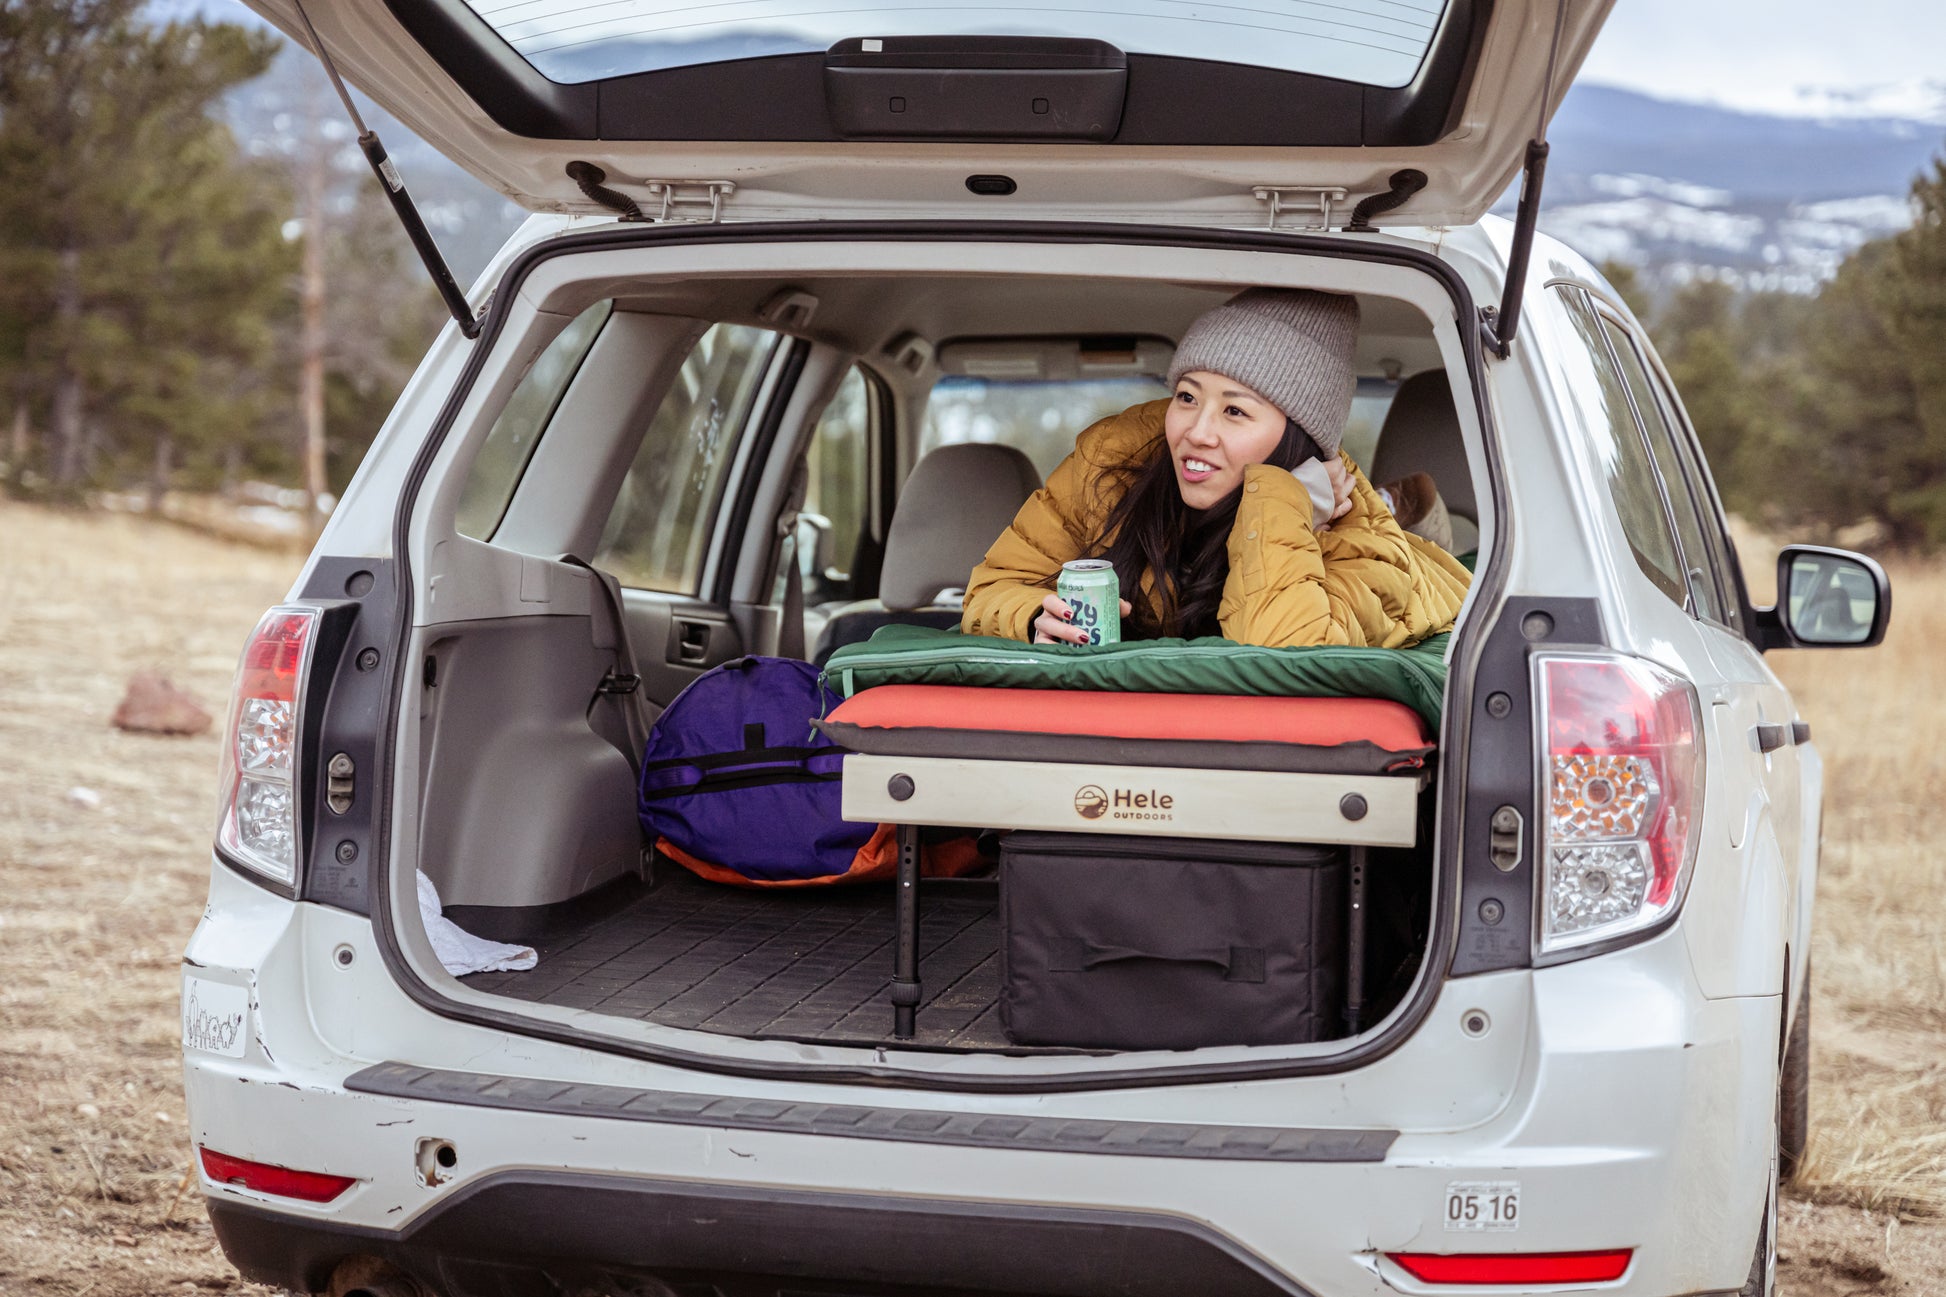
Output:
top-left (961, 400), bottom-right (1473, 648)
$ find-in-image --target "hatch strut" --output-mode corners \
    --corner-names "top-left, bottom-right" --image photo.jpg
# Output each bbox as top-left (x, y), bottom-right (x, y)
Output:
top-left (1482, 0), bottom-right (1570, 359)
top-left (288, 0), bottom-right (481, 340)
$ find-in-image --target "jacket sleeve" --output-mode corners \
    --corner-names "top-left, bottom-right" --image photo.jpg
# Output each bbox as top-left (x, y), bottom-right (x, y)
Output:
top-left (1319, 460), bottom-right (1474, 646)
top-left (1215, 466), bottom-right (1342, 647)
top-left (1218, 455), bottom-right (1447, 648)
top-left (960, 435), bottom-right (1100, 641)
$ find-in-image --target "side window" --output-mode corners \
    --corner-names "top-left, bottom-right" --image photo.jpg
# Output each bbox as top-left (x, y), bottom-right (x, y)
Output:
top-left (800, 367), bottom-right (874, 602)
top-left (1552, 288), bottom-right (1688, 609)
top-left (455, 300), bottom-right (614, 540)
top-left (595, 323), bottom-right (780, 594)
top-left (1597, 315), bottom-right (1727, 625)
top-left (1638, 350), bottom-right (1749, 634)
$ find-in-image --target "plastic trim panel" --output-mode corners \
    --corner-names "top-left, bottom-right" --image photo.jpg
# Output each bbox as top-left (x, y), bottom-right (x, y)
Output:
top-left (208, 1170), bottom-right (1318, 1296)
top-left (346, 1060), bottom-right (1397, 1161)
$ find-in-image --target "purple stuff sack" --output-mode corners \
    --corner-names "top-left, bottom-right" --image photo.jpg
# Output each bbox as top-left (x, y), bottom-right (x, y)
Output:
top-left (637, 657), bottom-right (874, 883)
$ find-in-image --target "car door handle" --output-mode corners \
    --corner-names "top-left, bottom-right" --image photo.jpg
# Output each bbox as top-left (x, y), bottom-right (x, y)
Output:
top-left (1753, 722), bottom-right (1788, 753)
top-left (1791, 719), bottom-right (1811, 745)
top-left (674, 620), bottom-right (712, 663)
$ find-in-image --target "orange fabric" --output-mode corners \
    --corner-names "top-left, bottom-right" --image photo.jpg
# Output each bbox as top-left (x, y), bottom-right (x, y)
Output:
top-left (656, 825), bottom-right (989, 888)
top-left (827, 685), bottom-right (1431, 751)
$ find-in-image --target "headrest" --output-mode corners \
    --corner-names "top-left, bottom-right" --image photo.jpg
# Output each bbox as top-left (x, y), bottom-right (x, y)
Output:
top-left (1370, 370), bottom-right (1476, 523)
top-left (881, 443), bottom-right (1042, 612)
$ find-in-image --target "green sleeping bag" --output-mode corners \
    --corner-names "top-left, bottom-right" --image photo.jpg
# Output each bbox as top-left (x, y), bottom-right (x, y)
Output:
top-left (820, 625), bottom-right (1452, 728)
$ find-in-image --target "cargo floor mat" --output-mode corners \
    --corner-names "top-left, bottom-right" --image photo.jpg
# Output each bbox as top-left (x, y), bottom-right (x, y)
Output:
top-left (461, 868), bottom-right (1074, 1054)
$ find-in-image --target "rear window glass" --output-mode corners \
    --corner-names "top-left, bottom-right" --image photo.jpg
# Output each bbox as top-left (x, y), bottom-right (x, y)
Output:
top-left (1342, 377), bottom-right (1398, 469)
top-left (919, 375), bottom-right (1169, 481)
top-left (803, 366), bottom-right (874, 589)
top-left (464, 1), bottom-right (1450, 89)
top-left (455, 300), bottom-right (612, 540)
top-left (1552, 288), bottom-right (1689, 609)
top-left (1598, 315), bottom-right (1728, 625)
top-left (595, 322), bottom-right (780, 593)
top-left (918, 373), bottom-right (1396, 480)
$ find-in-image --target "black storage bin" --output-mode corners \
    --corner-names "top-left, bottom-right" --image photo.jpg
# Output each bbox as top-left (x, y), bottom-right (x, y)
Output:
top-left (999, 832), bottom-right (1347, 1050)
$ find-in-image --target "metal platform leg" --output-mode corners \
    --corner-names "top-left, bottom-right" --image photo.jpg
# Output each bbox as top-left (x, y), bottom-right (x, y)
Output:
top-left (892, 823), bottom-right (922, 1039)
top-left (1345, 846), bottom-right (1368, 1035)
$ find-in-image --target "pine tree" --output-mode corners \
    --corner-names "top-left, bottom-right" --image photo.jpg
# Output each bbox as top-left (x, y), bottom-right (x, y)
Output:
top-left (242, 48), bottom-right (448, 524)
top-left (1883, 157), bottom-right (1946, 536)
top-left (1792, 154), bottom-right (1946, 546)
top-left (0, 2), bottom-right (286, 494)
top-left (1597, 258), bottom-right (1653, 322)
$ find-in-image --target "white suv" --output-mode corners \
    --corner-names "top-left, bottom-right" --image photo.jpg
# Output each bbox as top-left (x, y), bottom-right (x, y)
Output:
top-left (183, 3), bottom-right (1890, 1295)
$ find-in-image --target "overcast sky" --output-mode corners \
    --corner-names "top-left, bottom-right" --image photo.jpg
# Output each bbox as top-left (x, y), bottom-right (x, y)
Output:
top-left (1580, 0), bottom-right (1946, 119)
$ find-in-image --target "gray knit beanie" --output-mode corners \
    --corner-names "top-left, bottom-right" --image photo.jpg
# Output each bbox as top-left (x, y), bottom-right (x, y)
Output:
top-left (1166, 288), bottom-right (1362, 456)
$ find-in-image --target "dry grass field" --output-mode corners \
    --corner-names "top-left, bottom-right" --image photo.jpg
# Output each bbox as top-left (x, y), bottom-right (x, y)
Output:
top-left (1, 498), bottom-right (1943, 1295)
top-left (1741, 531), bottom-right (1946, 1289)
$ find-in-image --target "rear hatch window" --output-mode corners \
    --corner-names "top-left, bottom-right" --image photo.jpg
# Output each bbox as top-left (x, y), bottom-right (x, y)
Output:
top-left (461, 0), bottom-right (1451, 88)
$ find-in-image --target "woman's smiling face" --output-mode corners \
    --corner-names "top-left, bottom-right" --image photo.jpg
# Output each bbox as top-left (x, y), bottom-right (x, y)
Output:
top-left (1163, 370), bottom-right (1288, 510)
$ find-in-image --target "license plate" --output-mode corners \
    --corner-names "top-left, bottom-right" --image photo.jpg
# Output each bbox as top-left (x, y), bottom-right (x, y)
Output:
top-left (1444, 1180), bottom-right (1520, 1232)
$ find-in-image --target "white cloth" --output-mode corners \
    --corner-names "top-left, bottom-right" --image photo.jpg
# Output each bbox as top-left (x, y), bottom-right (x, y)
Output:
top-left (416, 871), bottom-right (538, 975)
top-left (1290, 459), bottom-right (1337, 531)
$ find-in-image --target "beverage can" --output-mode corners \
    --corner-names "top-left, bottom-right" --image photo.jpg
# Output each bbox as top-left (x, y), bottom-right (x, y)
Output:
top-left (1057, 559), bottom-right (1121, 646)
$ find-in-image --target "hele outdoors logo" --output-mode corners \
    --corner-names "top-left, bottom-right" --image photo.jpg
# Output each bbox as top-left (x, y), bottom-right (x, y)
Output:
top-left (1073, 783), bottom-right (1177, 823)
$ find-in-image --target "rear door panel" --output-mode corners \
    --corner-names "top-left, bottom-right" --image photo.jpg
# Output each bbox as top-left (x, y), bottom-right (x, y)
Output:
top-left (592, 321), bottom-right (789, 707)
top-left (626, 592), bottom-right (745, 710)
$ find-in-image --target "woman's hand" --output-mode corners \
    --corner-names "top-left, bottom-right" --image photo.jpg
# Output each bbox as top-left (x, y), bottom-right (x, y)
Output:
top-left (1032, 592), bottom-right (1134, 645)
top-left (1321, 456), bottom-right (1354, 528)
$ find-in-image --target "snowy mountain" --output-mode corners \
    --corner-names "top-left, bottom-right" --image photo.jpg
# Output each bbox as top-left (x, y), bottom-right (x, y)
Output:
top-left (221, 41), bottom-right (1944, 297)
top-left (1532, 84), bottom-right (1942, 290)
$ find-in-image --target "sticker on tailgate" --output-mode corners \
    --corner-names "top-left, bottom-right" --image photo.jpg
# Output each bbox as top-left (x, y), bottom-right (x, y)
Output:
top-left (1444, 1180), bottom-right (1520, 1232)
top-left (182, 975), bottom-right (248, 1057)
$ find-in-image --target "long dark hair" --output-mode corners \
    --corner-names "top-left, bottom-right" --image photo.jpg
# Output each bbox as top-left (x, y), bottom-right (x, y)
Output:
top-left (1091, 415), bottom-right (1323, 639)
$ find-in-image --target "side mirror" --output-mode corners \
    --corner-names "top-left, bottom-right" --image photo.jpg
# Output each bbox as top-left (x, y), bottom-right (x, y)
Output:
top-left (1752, 544), bottom-right (1891, 650)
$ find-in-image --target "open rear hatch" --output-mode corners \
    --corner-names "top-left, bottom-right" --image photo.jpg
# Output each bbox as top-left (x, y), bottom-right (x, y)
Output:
top-left (254, 0), bottom-right (1580, 1081)
top-left (241, 0), bottom-right (1611, 230)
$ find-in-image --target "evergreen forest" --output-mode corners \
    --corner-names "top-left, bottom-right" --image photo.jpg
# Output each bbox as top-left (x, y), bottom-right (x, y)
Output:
top-left (0, 0), bottom-right (442, 523)
top-left (2, 0), bottom-right (1945, 550)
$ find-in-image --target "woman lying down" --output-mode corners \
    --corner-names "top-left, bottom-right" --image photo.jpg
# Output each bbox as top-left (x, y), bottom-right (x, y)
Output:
top-left (962, 288), bottom-right (1472, 650)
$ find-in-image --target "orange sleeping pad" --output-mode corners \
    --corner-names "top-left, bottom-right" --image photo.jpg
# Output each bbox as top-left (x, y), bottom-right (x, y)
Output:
top-left (818, 685), bottom-right (1434, 775)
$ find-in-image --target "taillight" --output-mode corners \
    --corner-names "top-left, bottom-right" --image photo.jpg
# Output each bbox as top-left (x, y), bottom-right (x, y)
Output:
top-left (199, 1147), bottom-right (355, 1202)
top-left (1389, 1249), bottom-right (1633, 1283)
top-left (216, 606), bottom-right (318, 887)
top-left (1534, 654), bottom-right (1702, 955)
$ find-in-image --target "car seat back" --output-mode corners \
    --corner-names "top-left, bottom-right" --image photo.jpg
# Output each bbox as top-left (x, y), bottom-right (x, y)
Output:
top-left (815, 442), bottom-right (1042, 660)
top-left (1370, 370), bottom-right (1477, 551)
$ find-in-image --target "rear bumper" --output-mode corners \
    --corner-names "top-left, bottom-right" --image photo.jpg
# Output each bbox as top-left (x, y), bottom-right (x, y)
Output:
top-left (183, 867), bottom-right (1777, 1297)
top-left (208, 1173), bottom-right (1309, 1297)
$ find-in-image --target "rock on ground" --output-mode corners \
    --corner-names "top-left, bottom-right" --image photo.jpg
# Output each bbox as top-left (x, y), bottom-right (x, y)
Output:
top-left (111, 671), bottom-right (214, 736)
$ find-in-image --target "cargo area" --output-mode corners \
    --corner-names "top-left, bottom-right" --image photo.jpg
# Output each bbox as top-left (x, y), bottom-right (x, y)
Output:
top-left (454, 836), bottom-right (1435, 1055)
top-left (399, 249), bottom-right (1481, 1060)
top-left (459, 870), bottom-right (1028, 1052)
